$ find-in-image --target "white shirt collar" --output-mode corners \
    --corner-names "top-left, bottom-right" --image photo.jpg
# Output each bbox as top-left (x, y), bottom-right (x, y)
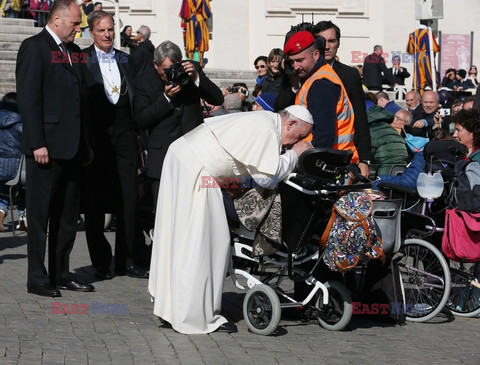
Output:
top-left (45, 25), bottom-right (63, 47)
top-left (94, 44), bottom-right (115, 59)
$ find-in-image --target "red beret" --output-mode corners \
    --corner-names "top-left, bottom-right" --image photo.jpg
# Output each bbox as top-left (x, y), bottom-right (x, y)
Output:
top-left (284, 31), bottom-right (315, 56)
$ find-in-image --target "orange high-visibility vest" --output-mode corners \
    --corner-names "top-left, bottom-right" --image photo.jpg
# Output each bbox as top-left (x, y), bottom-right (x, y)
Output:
top-left (296, 63), bottom-right (359, 163)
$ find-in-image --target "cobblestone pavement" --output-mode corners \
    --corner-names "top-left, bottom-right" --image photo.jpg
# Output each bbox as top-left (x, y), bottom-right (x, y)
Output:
top-left (0, 225), bottom-right (479, 365)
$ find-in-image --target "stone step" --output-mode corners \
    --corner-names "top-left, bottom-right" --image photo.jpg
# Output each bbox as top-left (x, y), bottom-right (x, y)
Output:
top-left (0, 37), bottom-right (92, 49)
top-left (0, 42), bottom-right (22, 51)
top-left (0, 60), bottom-right (16, 71)
top-left (205, 68), bottom-right (256, 80)
top-left (204, 69), bottom-right (257, 91)
top-left (0, 25), bottom-right (41, 35)
top-left (74, 38), bottom-right (94, 48)
top-left (0, 83), bottom-right (16, 96)
top-left (0, 33), bottom-right (41, 43)
top-left (0, 70), bottom-right (15, 82)
top-left (0, 50), bottom-right (17, 61)
top-left (0, 18), bottom-right (36, 27)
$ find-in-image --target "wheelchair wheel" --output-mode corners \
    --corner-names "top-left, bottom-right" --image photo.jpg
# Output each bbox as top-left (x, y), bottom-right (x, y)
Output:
top-left (396, 238), bottom-right (451, 322)
top-left (243, 284), bottom-right (281, 336)
top-left (315, 281), bottom-right (352, 331)
top-left (445, 262), bottom-right (480, 317)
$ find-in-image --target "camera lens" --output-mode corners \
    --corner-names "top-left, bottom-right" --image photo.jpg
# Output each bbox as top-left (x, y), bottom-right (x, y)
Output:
top-left (166, 62), bottom-right (190, 86)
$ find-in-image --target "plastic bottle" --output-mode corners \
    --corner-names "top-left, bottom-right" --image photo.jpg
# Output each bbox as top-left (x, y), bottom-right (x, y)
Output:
top-left (416, 172), bottom-right (444, 199)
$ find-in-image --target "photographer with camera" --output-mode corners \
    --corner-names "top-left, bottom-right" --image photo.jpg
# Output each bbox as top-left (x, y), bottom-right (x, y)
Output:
top-left (133, 40), bottom-right (224, 209)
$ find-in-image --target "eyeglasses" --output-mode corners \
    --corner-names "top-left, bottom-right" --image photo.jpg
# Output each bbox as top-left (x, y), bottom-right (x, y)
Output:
top-left (255, 65), bottom-right (266, 69)
top-left (394, 115), bottom-right (408, 123)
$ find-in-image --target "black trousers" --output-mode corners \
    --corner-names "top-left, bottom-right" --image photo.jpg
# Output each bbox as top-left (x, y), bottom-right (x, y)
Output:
top-left (83, 130), bottom-right (138, 272)
top-left (26, 154), bottom-right (82, 288)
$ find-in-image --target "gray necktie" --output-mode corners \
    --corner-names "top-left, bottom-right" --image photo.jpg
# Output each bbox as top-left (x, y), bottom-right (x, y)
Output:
top-left (59, 43), bottom-right (71, 65)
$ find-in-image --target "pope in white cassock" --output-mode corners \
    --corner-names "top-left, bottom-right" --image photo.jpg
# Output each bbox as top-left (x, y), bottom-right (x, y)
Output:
top-left (148, 105), bottom-right (314, 334)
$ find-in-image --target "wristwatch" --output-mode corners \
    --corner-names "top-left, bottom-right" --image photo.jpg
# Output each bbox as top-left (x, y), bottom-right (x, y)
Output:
top-left (359, 160), bottom-right (371, 166)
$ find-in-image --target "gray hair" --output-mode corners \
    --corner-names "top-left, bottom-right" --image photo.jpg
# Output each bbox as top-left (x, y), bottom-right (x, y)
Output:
top-left (137, 25), bottom-right (151, 41)
top-left (87, 10), bottom-right (114, 30)
top-left (404, 110), bottom-right (413, 125)
top-left (223, 94), bottom-right (242, 110)
top-left (154, 41), bottom-right (182, 64)
top-left (397, 109), bottom-right (413, 125)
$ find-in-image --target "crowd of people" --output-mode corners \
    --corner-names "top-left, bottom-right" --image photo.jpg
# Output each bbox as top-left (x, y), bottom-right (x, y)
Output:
top-left (2, 0), bottom-right (480, 336)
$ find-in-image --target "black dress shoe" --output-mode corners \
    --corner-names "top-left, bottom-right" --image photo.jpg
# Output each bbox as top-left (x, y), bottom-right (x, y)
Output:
top-left (125, 265), bottom-right (149, 279)
top-left (57, 279), bottom-right (95, 292)
top-left (28, 283), bottom-right (61, 298)
top-left (216, 322), bottom-right (238, 333)
top-left (94, 270), bottom-right (113, 280)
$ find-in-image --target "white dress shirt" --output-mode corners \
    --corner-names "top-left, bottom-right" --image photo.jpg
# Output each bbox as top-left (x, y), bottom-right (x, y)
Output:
top-left (95, 45), bottom-right (121, 104)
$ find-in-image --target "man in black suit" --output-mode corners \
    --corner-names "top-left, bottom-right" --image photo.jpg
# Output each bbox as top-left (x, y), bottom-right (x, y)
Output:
top-left (405, 90), bottom-right (423, 121)
top-left (16, 0), bottom-right (94, 297)
top-left (133, 40), bottom-right (224, 206)
top-left (129, 25), bottom-right (154, 78)
top-left (387, 55), bottom-right (410, 86)
top-left (312, 21), bottom-right (372, 178)
top-left (81, 10), bottom-right (147, 280)
top-left (363, 45), bottom-right (393, 91)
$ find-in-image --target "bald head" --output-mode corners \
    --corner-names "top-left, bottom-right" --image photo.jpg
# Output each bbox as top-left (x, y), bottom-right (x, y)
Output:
top-left (405, 90), bottom-right (420, 110)
top-left (421, 91), bottom-right (439, 114)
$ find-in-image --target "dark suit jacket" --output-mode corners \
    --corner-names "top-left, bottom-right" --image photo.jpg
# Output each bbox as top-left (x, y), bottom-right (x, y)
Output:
top-left (363, 52), bottom-right (393, 90)
top-left (474, 84), bottom-right (480, 110)
top-left (129, 39), bottom-right (155, 78)
top-left (81, 45), bottom-right (137, 208)
top-left (133, 63), bottom-right (224, 179)
top-left (16, 28), bottom-right (86, 158)
top-left (82, 45), bottom-right (135, 135)
top-left (386, 66), bottom-right (410, 86)
top-left (332, 61), bottom-right (372, 161)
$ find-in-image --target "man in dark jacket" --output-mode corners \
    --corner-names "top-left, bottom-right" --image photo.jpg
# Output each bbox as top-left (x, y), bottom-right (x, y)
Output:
top-left (387, 55), bottom-right (410, 86)
top-left (81, 10), bottom-right (147, 280)
top-left (312, 21), bottom-right (372, 177)
top-left (363, 45), bottom-right (393, 91)
top-left (129, 25), bottom-right (154, 78)
top-left (16, 0), bottom-right (93, 297)
top-left (133, 40), bottom-right (224, 208)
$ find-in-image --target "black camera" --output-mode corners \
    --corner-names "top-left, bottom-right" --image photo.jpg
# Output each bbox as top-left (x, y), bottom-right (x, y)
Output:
top-left (165, 62), bottom-right (190, 86)
top-left (229, 86), bottom-right (249, 97)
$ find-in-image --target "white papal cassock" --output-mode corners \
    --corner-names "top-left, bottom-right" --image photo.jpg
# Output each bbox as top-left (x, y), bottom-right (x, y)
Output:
top-left (148, 111), bottom-right (298, 334)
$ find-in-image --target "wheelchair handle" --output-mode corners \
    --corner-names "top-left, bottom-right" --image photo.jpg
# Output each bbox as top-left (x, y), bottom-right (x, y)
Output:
top-left (284, 173), bottom-right (373, 196)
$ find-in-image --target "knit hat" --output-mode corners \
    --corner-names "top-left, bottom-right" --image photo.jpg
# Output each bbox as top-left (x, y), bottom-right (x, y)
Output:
top-left (284, 105), bottom-right (314, 125)
top-left (284, 31), bottom-right (315, 56)
top-left (255, 92), bottom-right (277, 111)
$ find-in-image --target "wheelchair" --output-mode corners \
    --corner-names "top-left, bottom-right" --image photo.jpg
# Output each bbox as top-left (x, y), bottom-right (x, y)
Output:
top-left (379, 139), bottom-right (480, 320)
top-left (228, 148), bottom-right (392, 335)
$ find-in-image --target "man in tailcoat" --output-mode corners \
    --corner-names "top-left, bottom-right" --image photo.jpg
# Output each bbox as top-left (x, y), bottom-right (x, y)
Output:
top-left (81, 10), bottom-right (147, 279)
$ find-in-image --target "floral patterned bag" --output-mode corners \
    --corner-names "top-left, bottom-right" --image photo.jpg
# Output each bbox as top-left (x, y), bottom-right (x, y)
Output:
top-left (320, 191), bottom-right (385, 272)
